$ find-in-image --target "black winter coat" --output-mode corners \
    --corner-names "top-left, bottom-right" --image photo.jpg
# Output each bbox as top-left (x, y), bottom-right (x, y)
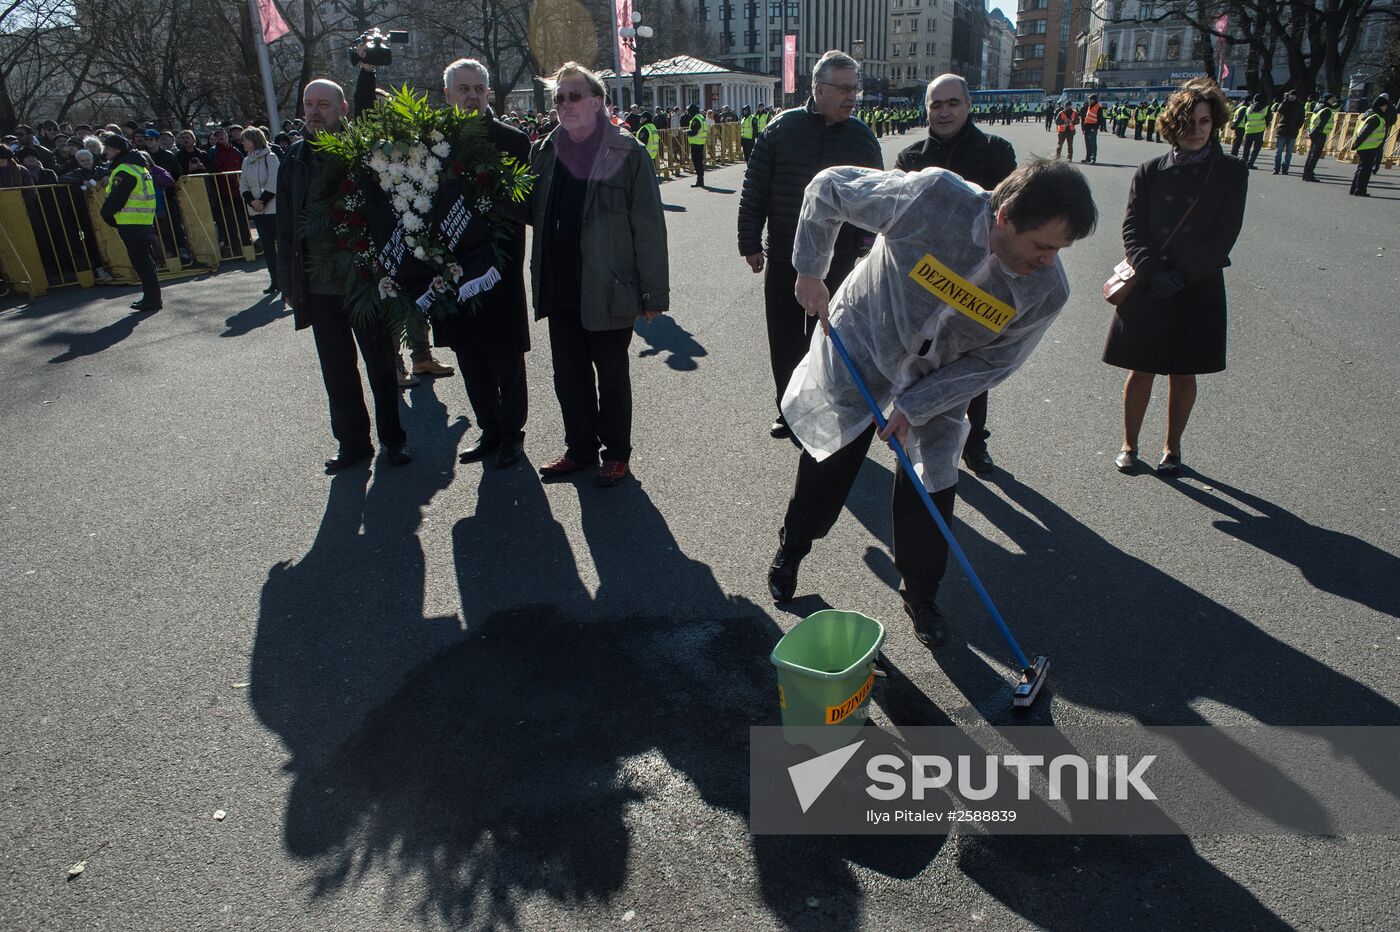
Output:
top-left (737, 99), bottom-right (882, 262)
top-left (894, 121), bottom-right (1016, 190)
top-left (1275, 99), bottom-right (1306, 138)
top-left (430, 116), bottom-right (533, 354)
top-left (1103, 141), bottom-right (1248, 375)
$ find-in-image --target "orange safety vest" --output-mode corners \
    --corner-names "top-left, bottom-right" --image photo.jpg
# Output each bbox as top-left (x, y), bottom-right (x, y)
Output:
top-left (1056, 108), bottom-right (1077, 133)
top-left (1082, 102), bottom-right (1103, 127)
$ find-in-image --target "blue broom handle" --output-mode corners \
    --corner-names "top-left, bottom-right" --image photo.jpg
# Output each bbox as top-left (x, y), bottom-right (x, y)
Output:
top-left (827, 328), bottom-right (1032, 672)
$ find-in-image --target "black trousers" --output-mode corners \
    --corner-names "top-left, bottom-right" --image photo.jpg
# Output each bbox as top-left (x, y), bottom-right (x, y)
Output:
top-left (1302, 132), bottom-right (1328, 179)
top-left (741, 137), bottom-right (754, 161)
top-left (964, 390), bottom-right (989, 454)
top-left (452, 341), bottom-right (527, 442)
top-left (306, 294), bottom-right (405, 451)
top-left (1145, 119), bottom-right (1156, 142)
top-left (252, 214), bottom-right (278, 289)
top-left (118, 225), bottom-right (161, 305)
top-left (1351, 149), bottom-right (1381, 195)
top-left (1243, 134), bottom-right (1264, 166)
top-left (782, 424), bottom-right (957, 607)
top-left (547, 309), bottom-right (633, 463)
top-left (764, 253), bottom-right (856, 415)
top-left (1083, 126), bottom-right (1098, 161)
top-left (690, 143), bottom-right (706, 185)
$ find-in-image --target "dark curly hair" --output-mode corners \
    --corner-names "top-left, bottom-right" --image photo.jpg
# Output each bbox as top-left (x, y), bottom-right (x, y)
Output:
top-left (1158, 77), bottom-right (1232, 147)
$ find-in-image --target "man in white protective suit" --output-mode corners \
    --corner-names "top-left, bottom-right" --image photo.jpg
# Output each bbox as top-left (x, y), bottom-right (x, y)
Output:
top-left (767, 158), bottom-right (1097, 649)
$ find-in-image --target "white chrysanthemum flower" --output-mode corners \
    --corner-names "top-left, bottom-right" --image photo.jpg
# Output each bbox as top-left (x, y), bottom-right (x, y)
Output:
top-left (397, 181), bottom-right (416, 199)
top-left (402, 212), bottom-right (424, 232)
top-left (429, 130), bottom-right (445, 143)
top-left (425, 156), bottom-right (442, 173)
top-left (378, 173), bottom-right (392, 191)
top-left (422, 177), bottom-right (439, 194)
top-left (413, 195), bottom-right (432, 213)
top-left (408, 143), bottom-right (425, 162)
top-left (414, 246), bottom-right (428, 260)
top-left (369, 152), bottom-right (390, 172)
top-left (392, 194), bottom-right (410, 213)
top-left (431, 142), bottom-right (450, 158)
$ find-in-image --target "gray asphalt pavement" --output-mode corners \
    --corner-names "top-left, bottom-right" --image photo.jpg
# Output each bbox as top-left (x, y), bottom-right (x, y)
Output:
top-left (2, 122), bottom-right (1398, 931)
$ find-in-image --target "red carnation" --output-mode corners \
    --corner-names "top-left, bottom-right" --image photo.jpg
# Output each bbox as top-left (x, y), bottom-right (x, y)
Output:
top-left (352, 238), bottom-right (369, 252)
top-left (348, 212), bottom-right (366, 228)
top-left (451, 160), bottom-right (467, 175)
top-left (474, 171), bottom-right (494, 188)
top-left (330, 208), bottom-right (346, 224)
top-left (339, 178), bottom-right (356, 194)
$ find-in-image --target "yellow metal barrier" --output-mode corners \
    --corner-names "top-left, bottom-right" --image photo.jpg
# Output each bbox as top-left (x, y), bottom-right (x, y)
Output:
top-left (0, 183), bottom-right (105, 297)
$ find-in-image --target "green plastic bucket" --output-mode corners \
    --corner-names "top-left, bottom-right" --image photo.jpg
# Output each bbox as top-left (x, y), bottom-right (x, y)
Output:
top-left (771, 610), bottom-right (885, 751)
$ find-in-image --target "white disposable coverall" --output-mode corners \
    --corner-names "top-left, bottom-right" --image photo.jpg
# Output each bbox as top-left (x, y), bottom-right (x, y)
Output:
top-left (781, 166), bottom-right (1072, 493)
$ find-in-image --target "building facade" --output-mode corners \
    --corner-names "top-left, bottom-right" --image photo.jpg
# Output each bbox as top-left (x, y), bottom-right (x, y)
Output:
top-left (984, 8), bottom-right (1015, 90)
top-left (951, 0), bottom-right (987, 87)
top-left (888, 0), bottom-right (954, 99)
top-left (1011, 0), bottom-right (1086, 95)
top-left (698, 0), bottom-right (890, 102)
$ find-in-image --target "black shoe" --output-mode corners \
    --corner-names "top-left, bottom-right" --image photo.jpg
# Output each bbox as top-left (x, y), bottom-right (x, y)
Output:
top-left (324, 446), bottom-right (373, 472)
top-left (1114, 449), bottom-right (1139, 473)
top-left (494, 438), bottom-right (523, 468)
top-left (458, 433), bottom-right (500, 464)
top-left (769, 418), bottom-right (792, 439)
top-left (1155, 452), bottom-right (1182, 476)
top-left (387, 442), bottom-right (412, 466)
top-left (262, 285), bottom-right (279, 294)
top-left (904, 602), bottom-right (948, 649)
top-left (768, 530), bottom-right (805, 603)
top-left (130, 301), bottom-right (161, 312)
top-left (962, 447), bottom-right (995, 476)
top-left (1272, 168), bottom-right (1280, 174)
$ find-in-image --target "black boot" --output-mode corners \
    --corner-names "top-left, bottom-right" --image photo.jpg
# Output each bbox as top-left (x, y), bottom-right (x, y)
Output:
top-left (904, 601), bottom-right (948, 649)
top-left (768, 529), bottom-right (807, 603)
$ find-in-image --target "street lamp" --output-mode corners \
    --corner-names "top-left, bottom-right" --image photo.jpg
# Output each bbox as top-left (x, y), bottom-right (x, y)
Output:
top-left (619, 12), bottom-right (655, 109)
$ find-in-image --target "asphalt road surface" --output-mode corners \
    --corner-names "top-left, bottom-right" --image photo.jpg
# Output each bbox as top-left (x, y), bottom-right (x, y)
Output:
top-left (3, 122), bottom-right (1398, 931)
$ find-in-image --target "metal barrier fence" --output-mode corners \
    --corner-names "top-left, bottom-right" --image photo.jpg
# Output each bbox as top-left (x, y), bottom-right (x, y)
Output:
top-left (1219, 111), bottom-right (1400, 167)
top-left (0, 170), bottom-right (266, 297)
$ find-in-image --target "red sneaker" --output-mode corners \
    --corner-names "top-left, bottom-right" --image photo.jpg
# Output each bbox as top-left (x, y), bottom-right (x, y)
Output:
top-left (539, 455), bottom-right (595, 480)
top-left (595, 459), bottom-right (629, 487)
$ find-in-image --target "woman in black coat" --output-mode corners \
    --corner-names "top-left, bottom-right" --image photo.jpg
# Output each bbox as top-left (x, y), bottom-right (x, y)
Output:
top-left (1104, 78), bottom-right (1248, 475)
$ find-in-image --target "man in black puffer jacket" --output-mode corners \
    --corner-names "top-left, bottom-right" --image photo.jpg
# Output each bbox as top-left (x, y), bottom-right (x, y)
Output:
top-left (738, 49), bottom-right (883, 440)
top-left (895, 73), bottom-right (1017, 476)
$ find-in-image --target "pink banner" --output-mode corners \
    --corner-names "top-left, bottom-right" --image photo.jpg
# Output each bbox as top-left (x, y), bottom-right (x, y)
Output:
top-left (1214, 15), bottom-right (1228, 85)
top-left (616, 0), bottom-right (635, 74)
top-left (783, 35), bottom-right (796, 95)
top-left (257, 0), bottom-right (290, 44)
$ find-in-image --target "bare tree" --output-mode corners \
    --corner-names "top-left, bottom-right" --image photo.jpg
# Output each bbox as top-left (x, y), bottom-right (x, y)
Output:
top-left (0, 0), bottom-right (80, 131)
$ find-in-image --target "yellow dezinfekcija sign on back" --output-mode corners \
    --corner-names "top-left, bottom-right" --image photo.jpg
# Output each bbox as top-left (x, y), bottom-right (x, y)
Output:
top-left (907, 253), bottom-right (1017, 334)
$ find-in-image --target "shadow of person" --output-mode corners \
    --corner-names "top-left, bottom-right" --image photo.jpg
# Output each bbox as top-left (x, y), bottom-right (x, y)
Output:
top-left (254, 458), bottom-right (945, 929)
top-left (1167, 472), bottom-right (1399, 620)
top-left (806, 455), bottom-right (1393, 927)
top-left (634, 314), bottom-right (708, 371)
top-left (41, 309), bottom-right (151, 363)
top-left (221, 296), bottom-right (292, 338)
top-left (248, 380), bottom-right (467, 857)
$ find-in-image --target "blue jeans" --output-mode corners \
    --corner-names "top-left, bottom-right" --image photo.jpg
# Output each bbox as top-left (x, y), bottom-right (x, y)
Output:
top-left (1273, 135), bottom-right (1296, 172)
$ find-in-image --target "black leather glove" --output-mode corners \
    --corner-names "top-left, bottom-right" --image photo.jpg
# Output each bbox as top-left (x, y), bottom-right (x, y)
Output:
top-left (1147, 269), bottom-right (1185, 300)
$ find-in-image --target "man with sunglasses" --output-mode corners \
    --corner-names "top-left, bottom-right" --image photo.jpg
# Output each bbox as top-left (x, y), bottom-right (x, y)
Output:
top-left (738, 49), bottom-right (883, 441)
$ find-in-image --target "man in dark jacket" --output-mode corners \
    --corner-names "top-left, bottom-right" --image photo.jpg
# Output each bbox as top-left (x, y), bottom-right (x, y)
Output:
top-left (1272, 90), bottom-right (1305, 175)
top-left (895, 73), bottom-right (1018, 476)
top-left (1348, 94), bottom-right (1392, 197)
top-left (98, 133), bottom-right (162, 311)
top-left (431, 57), bottom-right (533, 468)
top-left (737, 49), bottom-right (883, 439)
top-left (275, 73), bottom-right (409, 472)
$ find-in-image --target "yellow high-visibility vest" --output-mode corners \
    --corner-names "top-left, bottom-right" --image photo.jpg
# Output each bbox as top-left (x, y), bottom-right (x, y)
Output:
top-left (687, 115), bottom-right (707, 145)
top-left (107, 162), bottom-right (156, 225)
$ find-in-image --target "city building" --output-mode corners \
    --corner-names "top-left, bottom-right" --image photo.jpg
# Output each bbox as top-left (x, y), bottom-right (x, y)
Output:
top-left (1080, 0), bottom-right (1247, 90)
top-left (951, 0), bottom-right (987, 87)
top-left (1010, 0), bottom-right (1086, 95)
top-left (888, 0), bottom-right (954, 100)
top-left (984, 8), bottom-right (1016, 90)
top-left (698, 0), bottom-right (891, 102)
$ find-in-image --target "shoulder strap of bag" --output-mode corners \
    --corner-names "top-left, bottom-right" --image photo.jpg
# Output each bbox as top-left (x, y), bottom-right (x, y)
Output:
top-left (1161, 154), bottom-right (1217, 250)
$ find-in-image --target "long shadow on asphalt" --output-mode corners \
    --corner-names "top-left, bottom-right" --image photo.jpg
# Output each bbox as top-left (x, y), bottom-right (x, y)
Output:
top-left (826, 456), bottom-right (1400, 928)
top-left (635, 314), bottom-right (708, 371)
top-left (222, 296), bottom-right (292, 338)
top-left (41, 308), bottom-right (155, 363)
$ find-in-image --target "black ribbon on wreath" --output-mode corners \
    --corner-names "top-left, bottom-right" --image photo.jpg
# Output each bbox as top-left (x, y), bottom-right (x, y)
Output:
top-left (427, 173), bottom-right (502, 316)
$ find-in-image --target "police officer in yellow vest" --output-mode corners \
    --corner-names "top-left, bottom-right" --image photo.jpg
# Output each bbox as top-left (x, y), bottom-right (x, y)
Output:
top-left (1349, 93), bottom-right (1392, 197)
top-left (686, 103), bottom-right (708, 187)
top-left (1241, 93), bottom-right (1269, 168)
top-left (1302, 93), bottom-right (1338, 182)
top-left (757, 106), bottom-right (771, 133)
top-left (99, 133), bottom-right (162, 311)
top-left (740, 104), bottom-right (758, 161)
top-left (637, 111), bottom-right (660, 166)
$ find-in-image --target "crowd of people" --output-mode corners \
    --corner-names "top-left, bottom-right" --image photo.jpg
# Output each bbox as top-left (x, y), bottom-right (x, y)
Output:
top-left (11, 42), bottom-right (1391, 666)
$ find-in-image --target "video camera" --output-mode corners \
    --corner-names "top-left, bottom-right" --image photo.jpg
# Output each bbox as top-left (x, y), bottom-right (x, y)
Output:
top-left (351, 27), bottom-right (410, 67)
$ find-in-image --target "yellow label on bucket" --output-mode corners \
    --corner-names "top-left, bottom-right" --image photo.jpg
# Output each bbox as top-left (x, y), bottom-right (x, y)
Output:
top-left (778, 685), bottom-right (787, 710)
top-left (826, 673), bottom-right (875, 724)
